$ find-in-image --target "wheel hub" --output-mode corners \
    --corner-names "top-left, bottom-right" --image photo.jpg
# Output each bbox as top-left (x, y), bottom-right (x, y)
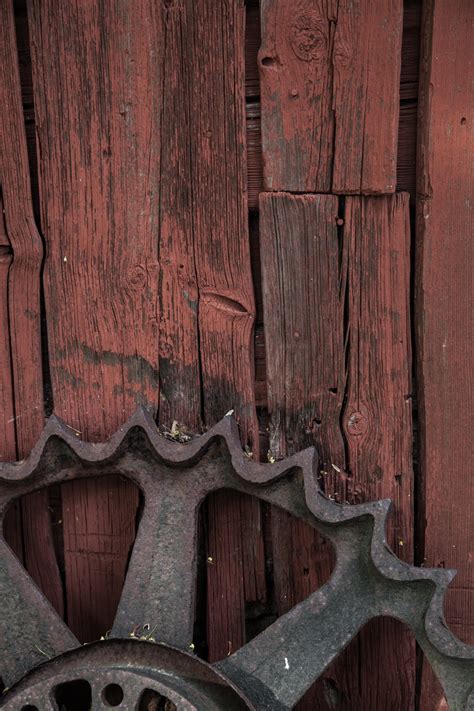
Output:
top-left (1, 641), bottom-right (252, 710)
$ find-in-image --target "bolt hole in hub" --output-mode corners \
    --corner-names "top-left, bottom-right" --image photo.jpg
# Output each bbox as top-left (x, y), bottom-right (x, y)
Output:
top-left (1, 641), bottom-right (252, 710)
top-left (101, 683), bottom-right (124, 706)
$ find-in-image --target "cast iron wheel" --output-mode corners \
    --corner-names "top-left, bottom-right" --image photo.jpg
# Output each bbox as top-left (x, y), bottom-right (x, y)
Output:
top-left (0, 409), bottom-right (473, 709)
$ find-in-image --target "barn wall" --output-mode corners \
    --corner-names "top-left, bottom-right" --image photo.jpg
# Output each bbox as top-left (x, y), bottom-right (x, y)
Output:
top-left (0, 0), bottom-right (471, 707)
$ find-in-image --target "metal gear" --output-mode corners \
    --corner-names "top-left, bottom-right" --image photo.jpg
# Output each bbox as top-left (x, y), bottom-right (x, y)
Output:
top-left (0, 409), bottom-right (472, 709)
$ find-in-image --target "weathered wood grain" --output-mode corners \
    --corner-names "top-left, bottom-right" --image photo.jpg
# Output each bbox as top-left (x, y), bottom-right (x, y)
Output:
top-left (332, 0), bottom-right (403, 193)
top-left (259, 0), bottom-right (403, 194)
top-left (157, 3), bottom-right (201, 431)
top-left (343, 194), bottom-right (413, 554)
top-left (329, 193), bottom-right (415, 709)
top-left (259, 192), bottom-right (343, 708)
top-left (28, 0), bottom-right (263, 650)
top-left (0, 239), bottom-right (22, 560)
top-left (0, 0), bottom-right (63, 614)
top-left (260, 191), bottom-right (415, 707)
top-left (179, 0), bottom-right (264, 660)
top-left (28, 0), bottom-right (163, 640)
top-left (416, 0), bottom-right (474, 705)
top-left (154, 0), bottom-right (266, 659)
top-left (259, 1), bottom-right (334, 193)
top-left (260, 193), bottom-right (346, 465)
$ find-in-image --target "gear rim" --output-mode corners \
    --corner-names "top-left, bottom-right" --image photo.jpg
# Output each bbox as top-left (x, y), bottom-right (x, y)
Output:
top-left (0, 408), bottom-right (472, 709)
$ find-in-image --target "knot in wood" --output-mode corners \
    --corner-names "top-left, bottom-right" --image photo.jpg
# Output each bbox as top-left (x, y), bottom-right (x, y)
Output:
top-left (346, 410), bottom-right (368, 436)
top-left (290, 12), bottom-right (327, 63)
top-left (126, 264), bottom-right (147, 290)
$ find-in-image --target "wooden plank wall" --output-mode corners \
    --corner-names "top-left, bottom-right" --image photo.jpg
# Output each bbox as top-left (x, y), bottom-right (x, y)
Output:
top-left (1, 0), bottom-right (472, 707)
top-left (416, 0), bottom-right (473, 707)
top-left (24, 0), bottom-right (265, 651)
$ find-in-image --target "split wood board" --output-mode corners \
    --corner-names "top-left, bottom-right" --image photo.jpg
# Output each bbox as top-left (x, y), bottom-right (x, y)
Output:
top-left (0, 0), bottom-right (63, 616)
top-left (260, 191), bottom-right (415, 708)
top-left (28, 0), bottom-right (264, 653)
top-left (259, 0), bottom-right (403, 194)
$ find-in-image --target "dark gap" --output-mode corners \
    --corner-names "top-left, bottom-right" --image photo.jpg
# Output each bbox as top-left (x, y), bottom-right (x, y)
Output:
top-left (47, 484), bottom-right (67, 619)
top-left (101, 683), bottom-right (124, 706)
top-left (54, 679), bottom-right (92, 711)
top-left (337, 195), bottom-right (351, 484)
top-left (138, 689), bottom-right (177, 710)
top-left (1, 191), bottom-right (20, 466)
top-left (400, 1), bottom-right (424, 707)
top-left (400, 97), bottom-right (418, 106)
top-left (193, 508), bottom-right (209, 661)
top-left (13, 1), bottom-right (55, 421)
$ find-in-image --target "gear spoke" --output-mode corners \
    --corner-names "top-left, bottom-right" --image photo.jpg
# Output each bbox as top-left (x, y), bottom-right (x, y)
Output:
top-left (218, 563), bottom-right (372, 710)
top-left (110, 480), bottom-right (201, 650)
top-left (0, 538), bottom-right (79, 687)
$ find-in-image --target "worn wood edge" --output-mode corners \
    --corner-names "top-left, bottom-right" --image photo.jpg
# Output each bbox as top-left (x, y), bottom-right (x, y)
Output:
top-left (0, 0), bottom-right (63, 614)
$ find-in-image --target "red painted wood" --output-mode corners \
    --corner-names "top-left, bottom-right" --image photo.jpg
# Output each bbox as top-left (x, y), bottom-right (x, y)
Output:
top-left (260, 193), bottom-right (346, 466)
top-left (0, 0), bottom-right (63, 614)
top-left (332, 193), bottom-right (415, 709)
top-left (27, 0), bottom-right (264, 651)
top-left (259, 193), bottom-right (342, 708)
top-left (259, 0), bottom-right (403, 194)
top-left (260, 192), bottom-right (415, 707)
top-left (28, 0), bottom-right (163, 640)
top-left (177, 0), bottom-right (264, 659)
top-left (416, 0), bottom-right (474, 705)
top-left (0, 234), bottom-right (21, 560)
top-left (153, 0), bottom-right (266, 659)
top-left (343, 194), bottom-right (413, 555)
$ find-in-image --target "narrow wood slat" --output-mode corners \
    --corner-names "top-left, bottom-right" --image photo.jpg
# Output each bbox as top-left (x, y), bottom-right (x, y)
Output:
top-left (260, 192), bottom-right (415, 707)
top-left (0, 245), bottom-right (23, 561)
top-left (0, 0), bottom-right (63, 613)
top-left (416, 1), bottom-right (474, 705)
top-left (157, 3), bottom-right (201, 432)
top-left (343, 194), bottom-right (413, 553)
top-left (178, 0), bottom-right (264, 659)
top-left (259, 0), bottom-right (403, 194)
top-left (28, 0), bottom-right (163, 640)
top-left (329, 193), bottom-right (415, 709)
top-left (260, 192), bottom-right (343, 708)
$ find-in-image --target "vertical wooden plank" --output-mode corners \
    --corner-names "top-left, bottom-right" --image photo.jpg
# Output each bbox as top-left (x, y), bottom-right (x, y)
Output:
top-left (343, 194), bottom-right (413, 555)
top-left (260, 192), bottom-right (415, 707)
top-left (259, 192), bottom-right (343, 709)
top-left (0, 0), bottom-right (63, 613)
top-left (28, 0), bottom-right (163, 640)
top-left (334, 193), bottom-right (415, 709)
top-left (259, 1), bottom-right (335, 192)
top-left (332, 0), bottom-right (402, 193)
top-left (259, 0), bottom-right (403, 194)
top-left (0, 235), bottom-right (22, 559)
top-left (157, 2), bottom-right (201, 431)
top-left (0, 207), bottom-right (15, 467)
top-left (180, 0), bottom-right (264, 661)
top-left (416, 1), bottom-right (474, 706)
top-left (260, 193), bottom-right (346, 465)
